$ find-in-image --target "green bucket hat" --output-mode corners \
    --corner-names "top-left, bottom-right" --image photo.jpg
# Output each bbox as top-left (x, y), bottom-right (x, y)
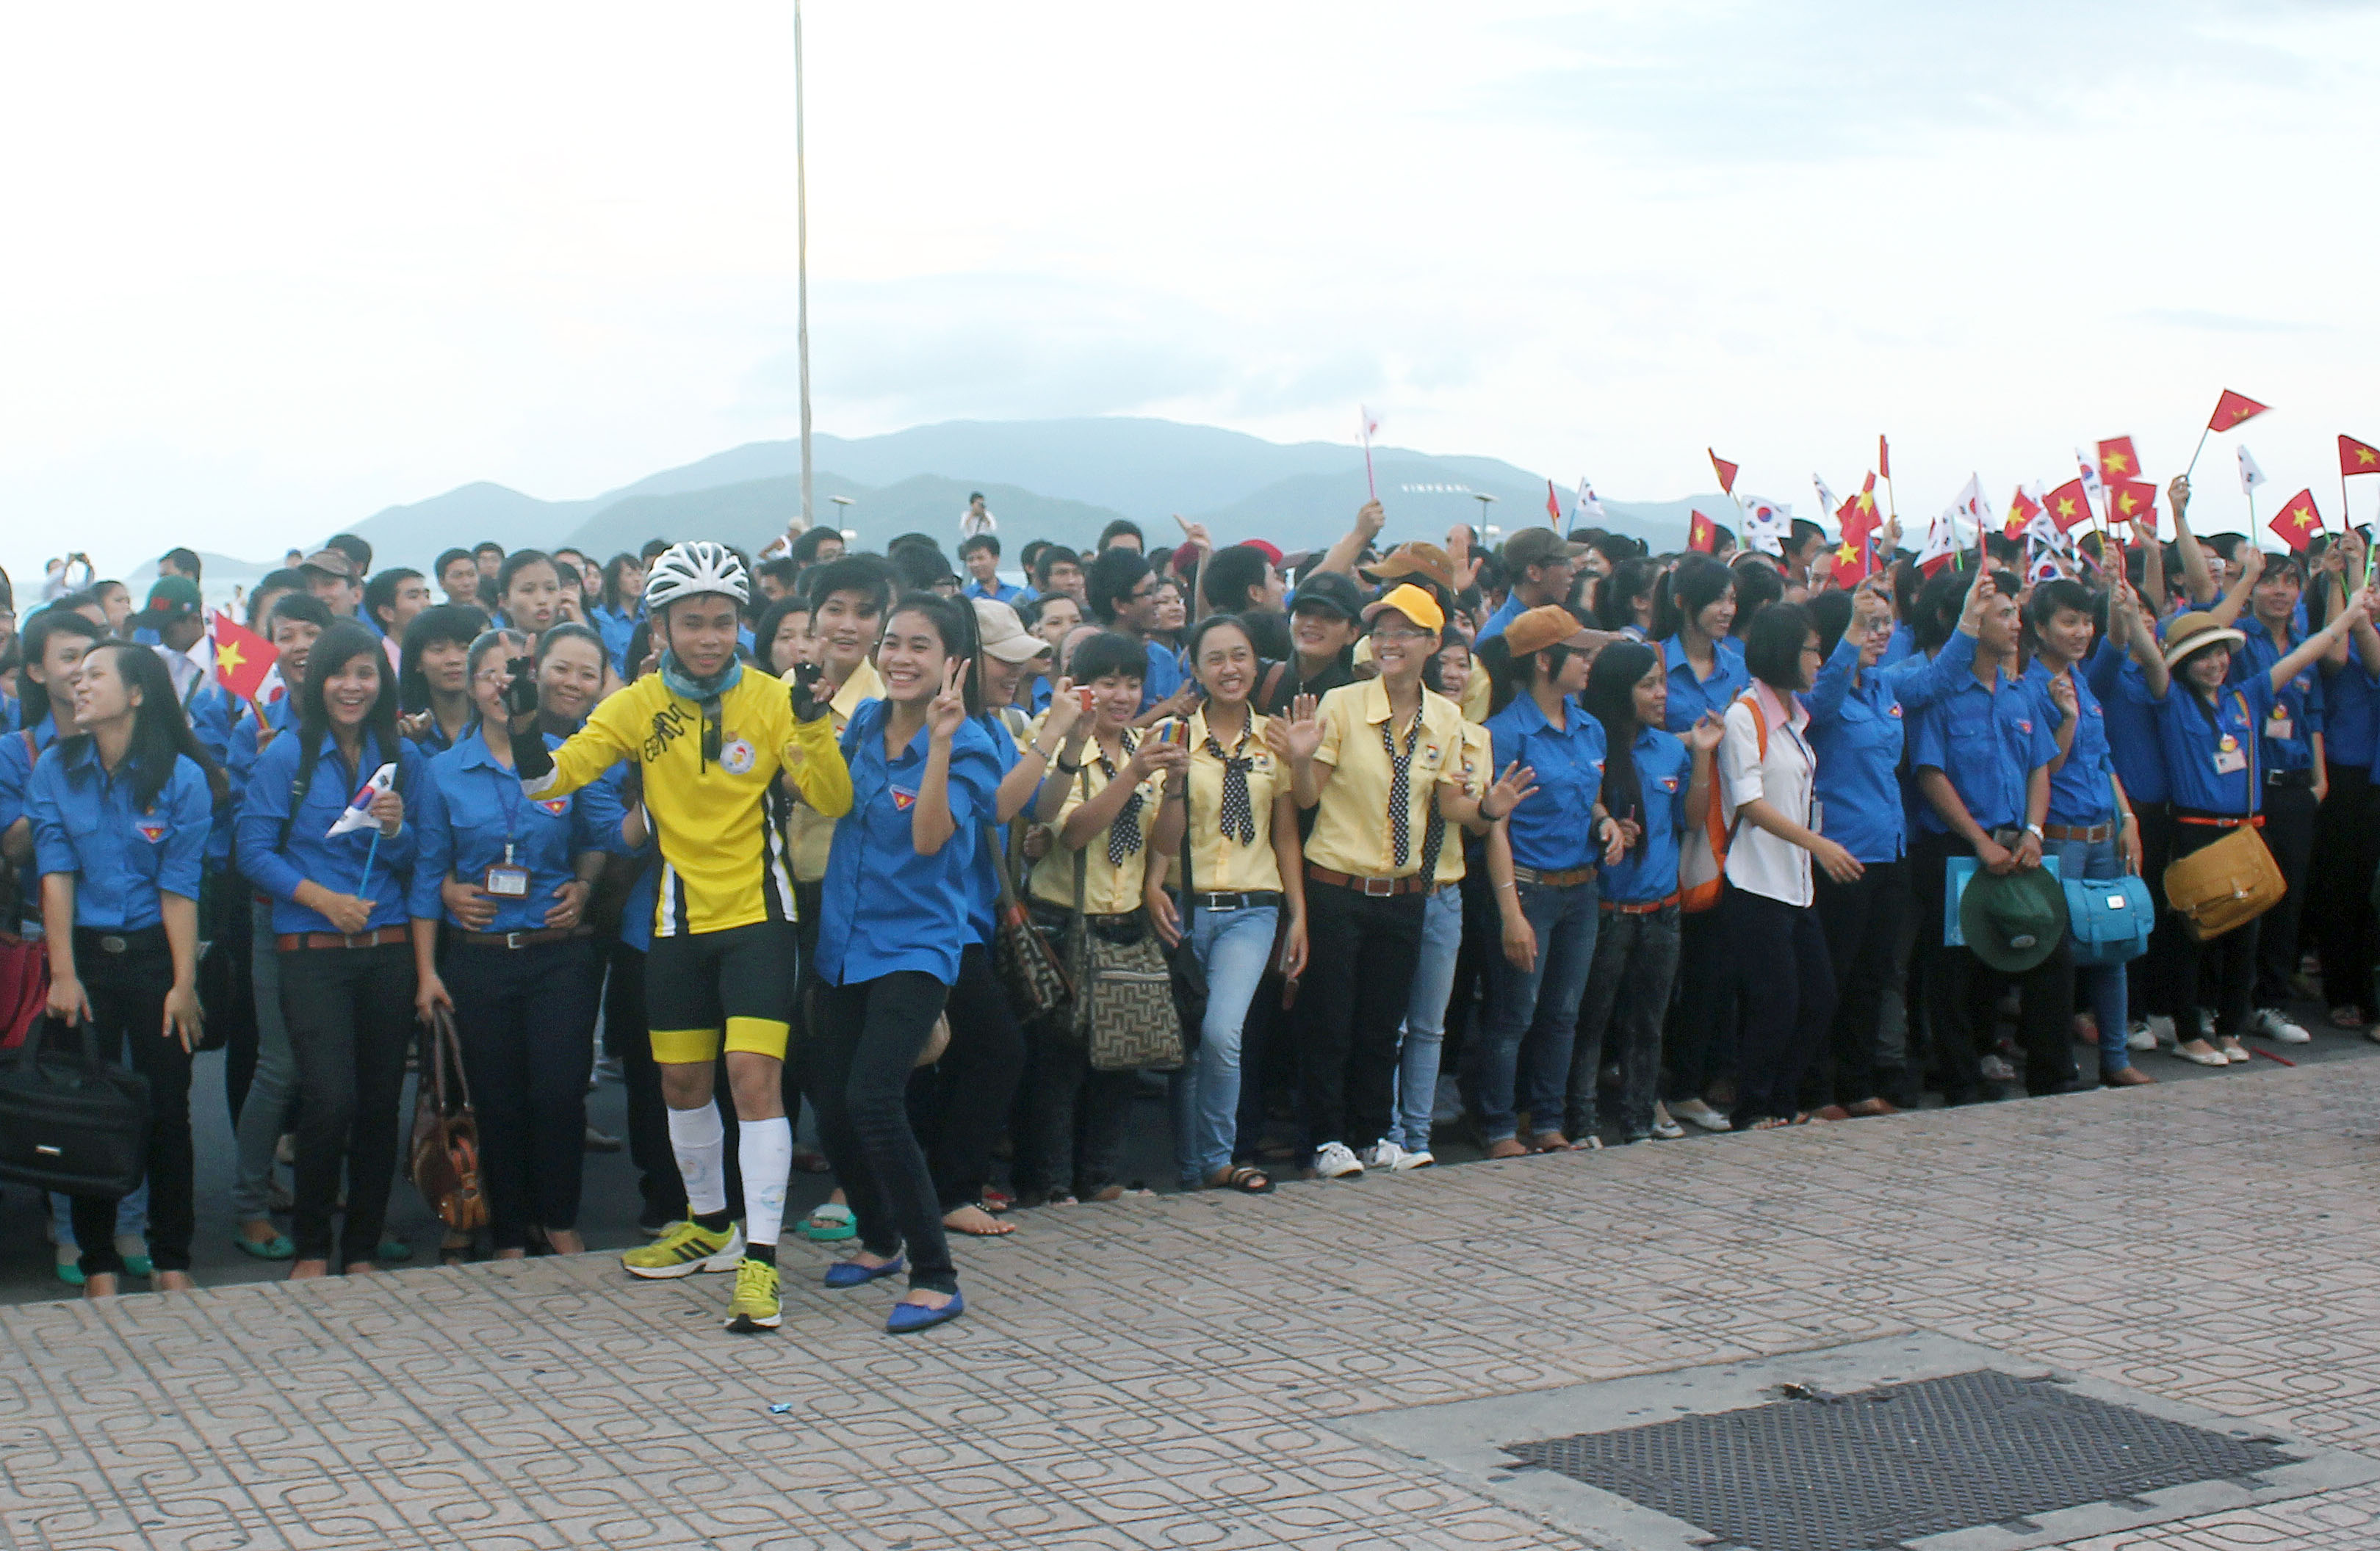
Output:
top-left (1960, 866), bottom-right (2069, 974)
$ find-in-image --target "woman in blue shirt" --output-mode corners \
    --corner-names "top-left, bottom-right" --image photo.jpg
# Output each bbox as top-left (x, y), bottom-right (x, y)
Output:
top-left (2024, 579), bottom-right (2149, 1088)
top-left (410, 628), bottom-right (626, 1261)
top-left (810, 593), bottom-right (1003, 1334)
top-left (236, 621), bottom-right (425, 1280)
top-left (1475, 605), bottom-right (1622, 1156)
top-left (29, 643), bottom-right (222, 1295)
top-left (2310, 532), bottom-right (2380, 1029)
top-left (396, 604), bottom-right (486, 757)
top-left (592, 553), bottom-right (646, 675)
top-left (2130, 587), bottom-right (2369, 1064)
top-left (1654, 557), bottom-right (1747, 733)
top-left (1567, 641), bottom-right (1717, 1143)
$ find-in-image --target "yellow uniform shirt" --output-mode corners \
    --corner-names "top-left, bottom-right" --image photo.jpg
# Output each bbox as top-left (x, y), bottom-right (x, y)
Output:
top-left (1028, 727), bottom-right (1167, 916)
top-left (1430, 721), bottom-right (1493, 886)
top-left (787, 657), bottom-right (884, 883)
top-left (527, 668), bottom-right (851, 937)
top-left (1180, 707), bottom-right (1285, 894)
top-left (1303, 679), bottom-right (1467, 881)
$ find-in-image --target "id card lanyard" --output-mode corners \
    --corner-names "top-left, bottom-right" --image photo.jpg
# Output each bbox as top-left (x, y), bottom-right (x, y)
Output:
top-left (485, 768), bottom-right (531, 898)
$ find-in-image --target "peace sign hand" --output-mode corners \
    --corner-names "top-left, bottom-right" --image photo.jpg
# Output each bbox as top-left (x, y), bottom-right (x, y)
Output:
top-left (927, 658), bottom-right (970, 742)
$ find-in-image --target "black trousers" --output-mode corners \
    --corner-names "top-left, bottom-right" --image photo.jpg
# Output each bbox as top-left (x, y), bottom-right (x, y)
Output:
top-left (1809, 858), bottom-right (1908, 1108)
top-left (2129, 802), bottom-right (2183, 1022)
top-left (2254, 781), bottom-right (2319, 1009)
top-left (278, 942), bottom-right (414, 1267)
top-left (68, 939), bottom-right (192, 1278)
top-left (1660, 905), bottom-right (1738, 1104)
top-left (2171, 816), bottom-right (2260, 1038)
top-left (782, 881), bottom-right (823, 1121)
top-left (916, 942), bottom-right (1025, 1210)
top-left (205, 874), bottom-right (259, 1128)
top-left (1296, 880), bottom-right (1424, 1153)
top-left (1724, 891), bottom-right (1838, 1124)
top-left (810, 971), bottom-right (956, 1293)
top-left (443, 937), bottom-right (602, 1247)
top-left (2309, 767), bottom-right (2379, 1013)
top-left (1912, 831), bottom-right (2077, 1102)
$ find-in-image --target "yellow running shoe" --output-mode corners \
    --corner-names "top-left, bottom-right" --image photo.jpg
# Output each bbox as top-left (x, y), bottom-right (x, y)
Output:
top-left (622, 1219), bottom-right (744, 1280)
top-left (726, 1258), bottom-right (782, 1333)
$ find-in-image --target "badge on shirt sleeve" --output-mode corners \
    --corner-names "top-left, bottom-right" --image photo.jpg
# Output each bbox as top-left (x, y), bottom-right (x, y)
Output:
top-left (720, 736), bottom-right (757, 775)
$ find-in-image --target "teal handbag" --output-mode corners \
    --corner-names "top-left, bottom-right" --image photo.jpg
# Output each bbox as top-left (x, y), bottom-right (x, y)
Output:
top-left (2064, 875), bottom-right (2154, 966)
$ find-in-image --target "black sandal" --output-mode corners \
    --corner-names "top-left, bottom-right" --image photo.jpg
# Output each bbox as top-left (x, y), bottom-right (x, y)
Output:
top-left (1212, 1165), bottom-right (1274, 1195)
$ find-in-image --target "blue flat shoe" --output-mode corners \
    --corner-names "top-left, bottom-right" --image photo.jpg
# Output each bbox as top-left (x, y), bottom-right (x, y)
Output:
top-left (823, 1255), bottom-right (904, 1289)
top-left (886, 1291), bottom-right (964, 1335)
top-left (234, 1232), bottom-right (296, 1262)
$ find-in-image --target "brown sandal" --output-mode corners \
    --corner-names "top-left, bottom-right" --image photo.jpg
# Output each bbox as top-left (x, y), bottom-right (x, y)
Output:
top-left (1210, 1165), bottom-right (1275, 1195)
top-left (1486, 1138), bottom-right (1529, 1160)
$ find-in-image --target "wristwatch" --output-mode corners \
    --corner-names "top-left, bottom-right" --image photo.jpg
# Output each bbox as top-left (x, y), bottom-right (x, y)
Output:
top-left (2024, 822), bottom-right (2045, 842)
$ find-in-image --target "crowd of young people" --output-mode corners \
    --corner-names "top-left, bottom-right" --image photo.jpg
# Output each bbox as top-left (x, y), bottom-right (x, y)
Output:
top-left (3, 467), bottom-right (2375, 1331)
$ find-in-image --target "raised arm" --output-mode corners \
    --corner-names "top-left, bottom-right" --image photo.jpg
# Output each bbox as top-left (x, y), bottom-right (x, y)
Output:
top-left (2167, 475), bottom-right (2218, 607)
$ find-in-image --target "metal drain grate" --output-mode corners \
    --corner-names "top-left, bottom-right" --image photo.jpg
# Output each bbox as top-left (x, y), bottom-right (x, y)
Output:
top-left (1505, 1367), bottom-right (2296, 1551)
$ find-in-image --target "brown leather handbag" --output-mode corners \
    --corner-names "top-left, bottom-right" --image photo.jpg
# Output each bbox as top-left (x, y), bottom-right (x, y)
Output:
top-left (409, 1008), bottom-right (488, 1232)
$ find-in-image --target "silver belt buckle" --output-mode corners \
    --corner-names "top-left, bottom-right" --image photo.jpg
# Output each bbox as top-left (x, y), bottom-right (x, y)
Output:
top-left (504, 930), bottom-right (526, 949)
top-left (1361, 876), bottom-right (1393, 897)
top-left (344, 932), bottom-right (369, 949)
top-left (99, 935), bottom-right (128, 955)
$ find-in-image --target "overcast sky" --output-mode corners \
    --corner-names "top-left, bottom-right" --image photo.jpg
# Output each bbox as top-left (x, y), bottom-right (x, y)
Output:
top-left (4, 0), bottom-right (2375, 587)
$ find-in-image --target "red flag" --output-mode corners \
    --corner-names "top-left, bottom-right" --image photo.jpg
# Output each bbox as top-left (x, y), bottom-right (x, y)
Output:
top-left (2342, 434), bottom-right (2380, 477)
top-left (1837, 473), bottom-right (1880, 549)
top-left (1827, 536), bottom-right (1874, 587)
top-left (2270, 489), bottom-right (2322, 552)
top-left (1546, 480), bottom-right (1563, 524)
top-left (210, 611), bottom-right (277, 703)
top-left (1687, 509), bottom-right (1721, 554)
top-left (2044, 478), bottom-right (2093, 532)
top-left (1877, 435), bottom-right (1890, 481)
top-left (2003, 486), bottom-right (2042, 540)
top-left (2105, 479), bottom-right (2156, 529)
top-left (1707, 449), bottom-right (1738, 495)
top-left (2208, 389), bottom-right (2268, 432)
top-left (2096, 436), bottom-right (2141, 485)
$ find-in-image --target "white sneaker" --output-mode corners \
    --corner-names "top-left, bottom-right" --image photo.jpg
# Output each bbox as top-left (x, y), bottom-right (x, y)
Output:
top-left (2251, 1008), bottom-right (2312, 1044)
top-left (1360, 1140), bottom-right (1409, 1171)
top-left (1670, 1098), bottom-right (1732, 1132)
top-left (1979, 1055), bottom-right (2017, 1083)
top-left (1395, 1149), bottom-right (1436, 1170)
top-left (1312, 1142), bottom-right (1365, 1179)
top-left (2127, 1020), bottom-right (2157, 1052)
top-left (2146, 1014), bottom-right (2176, 1046)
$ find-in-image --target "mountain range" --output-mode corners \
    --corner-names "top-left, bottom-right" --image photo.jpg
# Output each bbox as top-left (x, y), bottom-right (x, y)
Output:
top-left (328, 418), bottom-right (1725, 575)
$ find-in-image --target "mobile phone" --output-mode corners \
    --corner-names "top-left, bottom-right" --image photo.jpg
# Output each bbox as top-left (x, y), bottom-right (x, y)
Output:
top-left (1074, 686), bottom-right (1095, 714)
top-left (1161, 718), bottom-right (1191, 747)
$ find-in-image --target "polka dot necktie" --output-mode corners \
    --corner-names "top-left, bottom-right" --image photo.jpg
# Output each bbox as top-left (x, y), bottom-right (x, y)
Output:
top-left (1382, 711), bottom-right (1422, 870)
top-left (1205, 731), bottom-right (1257, 846)
top-left (1101, 731), bottom-right (1145, 867)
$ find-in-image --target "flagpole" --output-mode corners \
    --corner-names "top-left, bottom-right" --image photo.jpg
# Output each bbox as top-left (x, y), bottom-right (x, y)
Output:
top-left (2183, 425), bottom-right (2213, 481)
top-left (793, 0), bottom-right (814, 534)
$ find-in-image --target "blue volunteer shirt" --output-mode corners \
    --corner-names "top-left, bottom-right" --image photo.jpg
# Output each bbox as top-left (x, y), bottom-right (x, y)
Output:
top-left (1805, 637), bottom-right (1910, 865)
top-left (1598, 726), bottom-right (1691, 904)
top-left (815, 698), bottom-right (1003, 987)
top-left (2327, 658), bottom-right (2380, 773)
top-left (0, 714), bottom-right (57, 836)
top-left (2088, 638), bottom-right (2168, 806)
top-left (408, 727), bottom-right (628, 935)
top-left (1138, 637), bottom-right (1186, 714)
top-left (0, 693), bottom-right (17, 733)
top-left (1474, 593), bottom-right (1526, 643)
top-left (962, 710), bottom-right (1028, 948)
top-left (1880, 621), bottom-right (1916, 667)
top-left (27, 745), bottom-right (212, 933)
top-left (1487, 692), bottom-right (1607, 872)
top-left (2023, 659), bottom-right (2117, 827)
top-left (962, 578), bottom-right (1031, 607)
top-left (591, 604), bottom-right (641, 675)
top-left (1909, 668), bottom-right (2059, 834)
top-left (2150, 673), bottom-right (2274, 817)
top-left (237, 729), bottom-right (423, 936)
top-left (2229, 624), bottom-right (2323, 773)
top-left (1657, 634), bottom-right (1750, 734)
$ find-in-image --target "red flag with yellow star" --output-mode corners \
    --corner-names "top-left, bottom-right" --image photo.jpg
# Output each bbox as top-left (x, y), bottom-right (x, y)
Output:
top-left (2044, 479), bottom-right (2093, 532)
top-left (1687, 509), bottom-right (1722, 554)
top-left (1707, 449), bottom-right (1739, 496)
top-left (1877, 435), bottom-right (1891, 481)
top-left (2341, 435), bottom-right (2380, 477)
top-left (209, 610), bottom-right (278, 704)
top-left (2096, 437), bottom-right (2141, 486)
top-left (2269, 489), bottom-right (2322, 552)
top-left (2004, 486), bottom-right (2042, 539)
top-left (2106, 479), bottom-right (2157, 529)
top-left (1837, 473), bottom-right (1880, 548)
top-left (2208, 389), bottom-right (2268, 432)
top-left (1827, 535), bottom-right (1875, 587)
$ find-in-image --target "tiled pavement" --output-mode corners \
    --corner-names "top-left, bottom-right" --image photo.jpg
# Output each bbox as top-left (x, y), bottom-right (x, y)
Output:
top-left (5, 1059), bottom-right (2379, 1550)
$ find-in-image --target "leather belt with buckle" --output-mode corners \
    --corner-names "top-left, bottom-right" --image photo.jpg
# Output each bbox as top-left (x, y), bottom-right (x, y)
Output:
top-left (1305, 864), bottom-right (1428, 897)
top-left (2042, 822), bottom-right (2115, 844)
top-left (1191, 891), bottom-right (1283, 911)
top-left (451, 927), bottom-right (582, 950)
top-left (1512, 864), bottom-right (1598, 888)
top-left (1601, 893), bottom-right (1680, 915)
top-left (277, 925), bottom-right (408, 952)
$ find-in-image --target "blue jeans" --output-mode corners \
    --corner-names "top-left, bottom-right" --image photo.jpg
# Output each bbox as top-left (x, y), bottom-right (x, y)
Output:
top-left (231, 895), bottom-right (300, 1221)
top-left (1466, 876), bottom-right (1600, 1143)
top-left (2052, 834), bottom-right (2132, 1074)
top-left (1395, 884), bottom-right (1464, 1152)
top-left (1168, 904), bottom-right (1280, 1185)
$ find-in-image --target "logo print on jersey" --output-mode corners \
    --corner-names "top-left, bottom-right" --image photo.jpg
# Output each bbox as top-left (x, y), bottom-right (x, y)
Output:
top-left (891, 786), bottom-right (918, 811)
top-left (719, 736), bottom-right (756, 776)
top-left (643, 704), bottom-right (690, 761)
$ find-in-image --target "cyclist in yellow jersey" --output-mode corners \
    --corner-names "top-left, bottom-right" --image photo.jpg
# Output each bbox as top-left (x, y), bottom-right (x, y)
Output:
top-left (508, 540), bottom-right (849, 1334)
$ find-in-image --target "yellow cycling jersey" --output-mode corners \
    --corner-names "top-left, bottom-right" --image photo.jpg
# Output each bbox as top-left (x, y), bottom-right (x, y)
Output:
top-left (525, 670), bottom-right (852, 937)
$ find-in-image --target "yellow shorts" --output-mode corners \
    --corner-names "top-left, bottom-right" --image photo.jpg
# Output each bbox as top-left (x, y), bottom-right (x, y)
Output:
top-left (649, 1016), bottom-right (789, 1066)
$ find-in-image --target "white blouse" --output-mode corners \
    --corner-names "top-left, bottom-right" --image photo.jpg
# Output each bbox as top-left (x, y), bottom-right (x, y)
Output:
top-left (1720, 682), bottom-right (1817, 908)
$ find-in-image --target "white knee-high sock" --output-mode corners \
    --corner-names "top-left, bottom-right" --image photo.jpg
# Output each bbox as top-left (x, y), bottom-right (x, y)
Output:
top-left (666, 1104), bottom-right (727, 1218)
top-left (738, 1118), bottom-right (793, 1247)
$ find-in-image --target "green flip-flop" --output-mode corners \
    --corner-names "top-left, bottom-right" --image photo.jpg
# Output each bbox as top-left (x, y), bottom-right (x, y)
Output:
top-left (234, 1231), bottom-right (296, 1262)
top-left (797, 1204), bottom-right (856, 1243)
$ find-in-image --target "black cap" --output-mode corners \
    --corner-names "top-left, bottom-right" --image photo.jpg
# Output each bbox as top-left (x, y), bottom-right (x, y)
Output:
top-left (1288, 569), bottom-right (1366, 622)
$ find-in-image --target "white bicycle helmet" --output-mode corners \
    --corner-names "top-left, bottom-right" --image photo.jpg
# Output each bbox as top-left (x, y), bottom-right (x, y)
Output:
top-left (643, 540), bottom-right (749, 610)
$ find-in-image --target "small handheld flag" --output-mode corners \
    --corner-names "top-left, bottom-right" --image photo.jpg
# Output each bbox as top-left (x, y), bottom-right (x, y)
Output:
top-left (1708, 449), bottom-right (1739, 496)
top-left (1687, 510), bottom-right (1721, 554)
top-left (1546, 480), bottom-right (1563, 525)
top-left (2238, 444), bottom-right (2267, 495)
top-left (2341, 434), bottom-right (2380, 477)
top-left (1573, 479), bottom-right (1606, 525)
top-left (2106, 480), bottom-right (2157, 532)
top-left (2270, 490), bottom-right (2321, 553)
top-left (328, 764), bottom-right (397, 838)
top-left (210, 611), bottom-right (278, 704)
top-left (2044, 479), bottom-right (2093, 532)
top-left (2185, 388), bottom-right (2270, 480)
top-left (2004, 486), bottom-right (2043, 540)
top-left (1877, 435), bottom-right (1891, 482)
top-left (1358, 405), bottom-right (1381, 501)
top-left (2096, 437), bottom-right (2141, 485)
top-left (1739, 496), bottom-right (1788, 557)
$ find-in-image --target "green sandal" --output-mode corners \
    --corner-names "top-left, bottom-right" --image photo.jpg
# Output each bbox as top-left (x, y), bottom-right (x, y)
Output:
top-left (797, 1203), bottom-right (856, 1242)
top-left (235, 1230), bottom-right (296, 1262)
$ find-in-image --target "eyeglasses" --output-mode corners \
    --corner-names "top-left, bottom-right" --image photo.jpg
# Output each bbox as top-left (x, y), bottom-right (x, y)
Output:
top-left (1372, 627), bottom-right (1435, 645)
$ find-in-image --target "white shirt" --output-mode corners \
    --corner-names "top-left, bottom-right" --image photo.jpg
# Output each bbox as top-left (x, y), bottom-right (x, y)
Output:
top-left (1720, 681), bottom-right (1817, 908)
